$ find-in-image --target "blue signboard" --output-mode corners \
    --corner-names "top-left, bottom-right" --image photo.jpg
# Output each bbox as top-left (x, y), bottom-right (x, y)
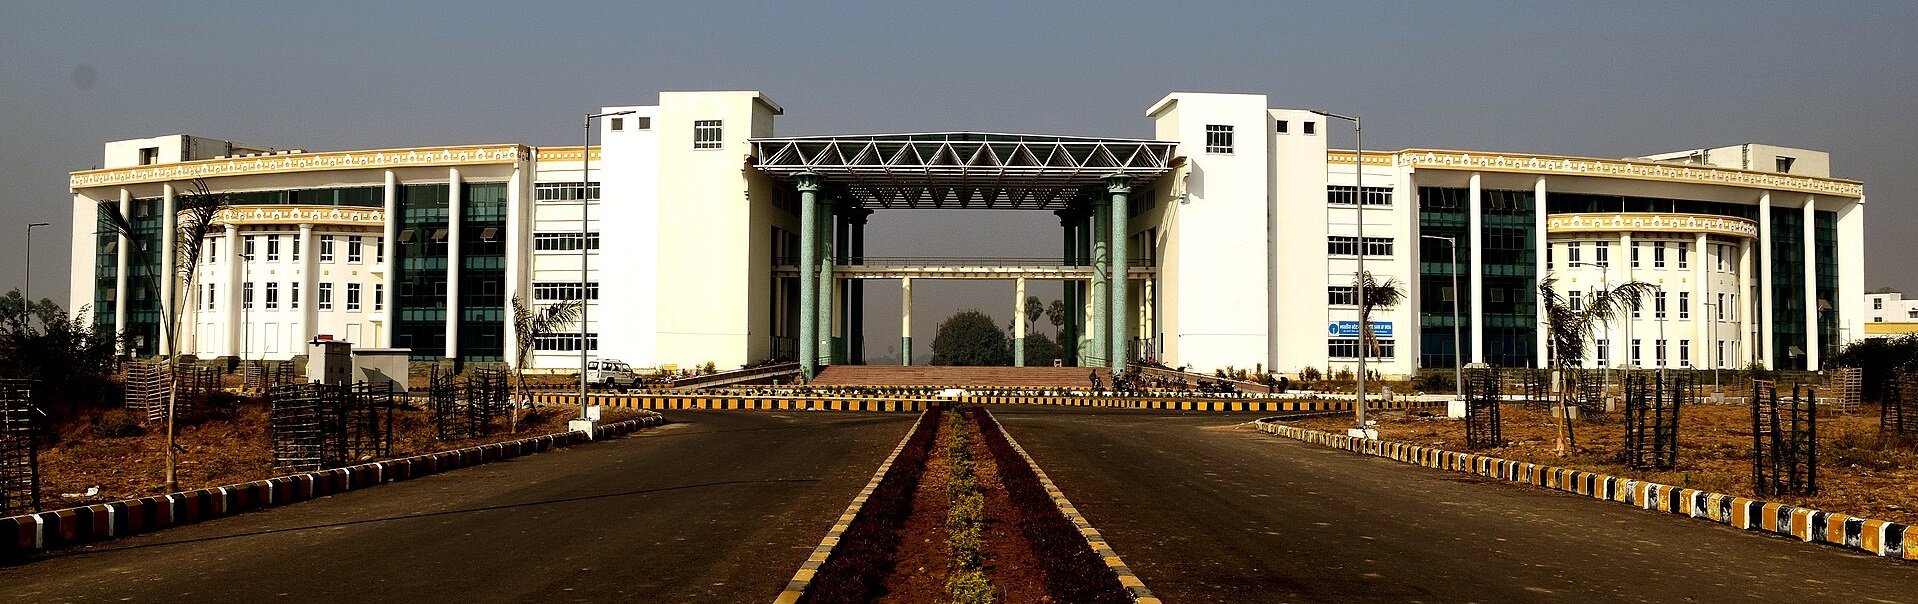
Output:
top-left (1328, 321), bottom-right (1393, 337)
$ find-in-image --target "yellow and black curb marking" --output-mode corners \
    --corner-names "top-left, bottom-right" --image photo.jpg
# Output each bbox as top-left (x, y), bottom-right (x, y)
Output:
top-left (986, 409), bottom-right (1163, 604)
top-left (1253, 418), bottom-right (1917, 561)
top-left (539, 391), bottom-right (1444, 414)
top-left (2, 412), bottom-right (667, 560)
top-left (773, 412), bottom-right (929, 604)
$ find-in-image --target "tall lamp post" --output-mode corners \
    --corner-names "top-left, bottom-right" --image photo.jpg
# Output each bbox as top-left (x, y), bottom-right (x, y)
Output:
top-left (578, 110), bottom-right (634, 428)
top-left (1311, 109), bottom-right (1369, 435)
top-left (1420, 234), bottom-right (1461, 399)
top-left (23, 222), bottom-right (48, 323)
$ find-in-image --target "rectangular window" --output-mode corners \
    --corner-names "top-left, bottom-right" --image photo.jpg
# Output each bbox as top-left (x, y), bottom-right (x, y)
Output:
top-left (207, 239), bottom-right (217, 263)
top-left (318, 283), bottom-right (334, 310)
top-left (1728, 293), bottom-right (1737, 321)
top-left (1655, 291), bottom-right (1667, 319)
top-left (347, 283), bottom-right (361, 311)
top-left (291, 282), bottom-right (300, 309)
top-left (1718, 340), bottom-right (1726, 368)
top-left (1874, 298), bottom-right (1884, 310)
top-left (292, 235), bottom-right (301, 261)
top-left (375, 237), bottom-right (384, 263)
top-left (1569, 291), bottom-right (1585, 312)
top-left (1677, 242), bottom-right (1689, 269)
top-left (1597, 340), bottom-right (1610, 366)
top-left (1275, 120), bottom-right (1288, 134)
top-left (243, 282), bottom-right (254, 309)
top-left (1326, 185), bottom-right (1393, 206)
top-left (348, 236), bottom-right (363, 263)
top-left (320, 235), bottom-right (335, 262)
top-left (1303, 121), bottom-right (1317, 135)
top-left (374, 283), bottom-right (384, 311)
top-left (1653, 241), bottom-right (1666, 269)
top-left (1327, 337), bottom-right (1395, 359)
top-left (1679, 292), bottom-right (1690, 319)
top-left (1328, 236), bottom-right (1358, 256)
top-left (532, 333), bottom-right (599, 351)
top-left (1327, 286), bottom-right (1357, 306)
top-left (1567, 242), bottom-right (1581, 264)
top-left (139, 147), bottom-right (159, 165)
top-left (1631, 339), bottom-right (1642, 366)
top-left (206, 283), bottom-right (216, 311)
top-left (266, 236), bottom-right (280, 261)
top-left (533, 282), bottom-right (601, 301)
top-left (264, 282), bottom-right (279, 310)
top-left (1205, 124), bottom-right (1234, 154)
top-left (609, 117), bottom-right (623, 131)
top-left (635, 117), bottom-right (651, 130)
top-left (1680, 340), bottom-right (1691, 367)
top-left (1717, 293), bottom-right (1726, 320)
top-left (534, 182), bottom-right (601, 201)
top-left (532, 232), bottom-right (603, 251)
top-left (693, 120), bottom-right (723, 149)
top-left (1631, 242), bottom-right (1641, 269)
top-left (1656, 339), bottom-right (1668, 367)
top-left (1595, 241), bottom-right (1609, 265)
top-left (244, 235), bottom-right (256, 258)
top-left (1363, 237), bottom-right (1393, 256)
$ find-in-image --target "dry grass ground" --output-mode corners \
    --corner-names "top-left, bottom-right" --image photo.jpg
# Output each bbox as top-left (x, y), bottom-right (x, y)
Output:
top-left (1290, 403), bottom-right (1918, 526)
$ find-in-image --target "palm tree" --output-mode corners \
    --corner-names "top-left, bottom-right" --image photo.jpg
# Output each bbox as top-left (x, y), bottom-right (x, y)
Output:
top-left (1355, 272), bottom-right (1404, 367)
top-left (511, 295), bottom-right (582, 432)
top-left (1538, 276), bottom-right (1654, 456)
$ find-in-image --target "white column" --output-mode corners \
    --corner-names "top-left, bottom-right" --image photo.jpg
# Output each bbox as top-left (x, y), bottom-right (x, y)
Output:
top-left (1837, 196), bottom-right (1866, 356)
top-left (1693, 231), bottom-right (1708, 369)
top-left (900, 277), bottom-right (913, 366)
top-left (445, 167), bottom-right (462, 360)
top-left (159, 184), bottom-right (177, 355)
top-left (1804, 196), bottom-right (1819, 370)
top-left (1758, 192), bottom-right (1774, 368)
top-left (504, 163), bottom-right (524, 366)
top-left (224, 224), bottom-right (241, 357)
top-left (1621, 231), bottom-right (1633, 364)
top-left (1467, 172), bottom-right (1484, 364)
top-left (1739, 238), bottom-right (1754, 367)
top-left (299, 223), bottom-right (317, 343)
top-left (1534, 176), bottom-right (1548, 368)
top-left (114, 189), bottom-right (130, 343)
top-left (1013, 277), bottom-right (1027, 367)
top-left (381, 170), bottom-right (398, 347)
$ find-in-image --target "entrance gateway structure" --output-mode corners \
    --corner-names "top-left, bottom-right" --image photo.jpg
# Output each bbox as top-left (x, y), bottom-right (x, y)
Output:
top-left (750, 134), bottom-right (1176, 378)
top-left (69, 90), bottom-right (1866, 376)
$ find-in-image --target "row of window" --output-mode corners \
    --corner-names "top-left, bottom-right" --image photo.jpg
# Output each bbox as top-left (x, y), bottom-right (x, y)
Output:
top-left (1563, 289), bottom-right (1740, 322)
top-left (1201, 120), bottom-right (1322, 155)
top-left (1327, 185), bottom-right (1393, 206)
top-left (1554, 240), bottom-right (1700, 271)
top-left (532, 333), bottom-right (599, 351)
top-left (531, 282), bottom-right (600, 301)
top-left (218, 235), bottom-right (383, 264)
top-left (1328, 337), bottom-right (1395, 359)
top-left (211, 281), bottom-right (384, 312)
top-left (532, 232), bottom-right (601, 251)
top-left (1327, 236), bottom-right (1394, 256)
top-left (1588, 339), bottom-right (1743, 368)
top-left (534, 182), bottom-right (600, 202)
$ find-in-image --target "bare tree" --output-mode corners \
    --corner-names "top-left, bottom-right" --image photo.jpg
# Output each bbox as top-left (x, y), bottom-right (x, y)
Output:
top-left (97, 178), bottom-right (229, 491)
top-left (1538, 276), bottom-right (1654, 456)
top-left (511, 295), bottom-right (580, 432)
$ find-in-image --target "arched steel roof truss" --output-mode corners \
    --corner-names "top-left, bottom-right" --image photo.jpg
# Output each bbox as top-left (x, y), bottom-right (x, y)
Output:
top-left (751, 132), bottom-right (1179, 209)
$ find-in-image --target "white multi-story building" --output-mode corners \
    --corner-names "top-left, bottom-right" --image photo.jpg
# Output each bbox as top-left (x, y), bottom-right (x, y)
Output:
top-left (68, 91), bottom-right (1866, 376)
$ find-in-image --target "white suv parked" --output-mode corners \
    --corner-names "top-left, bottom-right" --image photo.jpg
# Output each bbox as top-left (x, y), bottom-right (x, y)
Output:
top-left (585, 359), bottom-right (641, 390)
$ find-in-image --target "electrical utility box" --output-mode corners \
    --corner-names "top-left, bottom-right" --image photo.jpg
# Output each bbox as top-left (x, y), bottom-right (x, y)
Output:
top-left (307, 339), bottom-right (353, 386)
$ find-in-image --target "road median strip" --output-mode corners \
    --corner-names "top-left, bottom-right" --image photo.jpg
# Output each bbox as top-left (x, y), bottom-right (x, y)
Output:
top-left (2, 412), bottom-right (666, 562)
top-left (1253, 417), bottom-right (1915, 562)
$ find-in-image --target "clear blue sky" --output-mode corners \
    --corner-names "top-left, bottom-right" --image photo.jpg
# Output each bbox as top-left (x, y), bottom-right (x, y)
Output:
top-left (4, 1), bottom-right (1913, 357)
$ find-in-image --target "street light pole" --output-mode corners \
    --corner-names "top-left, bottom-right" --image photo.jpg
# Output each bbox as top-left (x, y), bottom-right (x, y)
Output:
top-left (23, 222), bottom-right (48, 323)
top-left (579, 110), bottom-right (634, 425)
top-left (1313, 109), bottom-right (1368, 434)
top-left (1422, 234), bottom-right (1461, 399)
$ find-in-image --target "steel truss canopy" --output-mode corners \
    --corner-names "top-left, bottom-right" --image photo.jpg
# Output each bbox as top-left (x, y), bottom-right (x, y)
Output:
top-left (751, 132), bottom-right (1180, 209)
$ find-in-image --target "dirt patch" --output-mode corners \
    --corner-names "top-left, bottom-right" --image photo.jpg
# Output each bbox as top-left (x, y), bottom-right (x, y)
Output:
top-left (1289, 403), bottom-right (1918, 525)
top-left (873, 413), bottom-right (952, 604)
top-left (969, 408), bottom-right (1050, 602)
top-left (32, 399), bottom-right (646, 509)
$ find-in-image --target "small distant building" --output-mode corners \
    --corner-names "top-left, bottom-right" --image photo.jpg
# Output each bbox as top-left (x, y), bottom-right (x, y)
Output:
top-left (1863, 289), bottom-right (1918, 339)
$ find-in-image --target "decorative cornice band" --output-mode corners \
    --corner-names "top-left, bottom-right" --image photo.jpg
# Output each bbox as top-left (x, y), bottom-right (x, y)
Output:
top-left (1546, 212), bottom-right (1758, 239)
top-left (71, 145), bottom-right (530, 189)
top-left (1395, 149), bottom-right (1863, 197)
top-left (205, 205), bottom-right (385, 227)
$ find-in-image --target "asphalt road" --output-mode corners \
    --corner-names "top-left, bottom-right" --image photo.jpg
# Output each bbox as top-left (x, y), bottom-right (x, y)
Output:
top-left (0, 410), bottom-right (916, 604)
top-left (989, 405), bottom-right (1917, 604)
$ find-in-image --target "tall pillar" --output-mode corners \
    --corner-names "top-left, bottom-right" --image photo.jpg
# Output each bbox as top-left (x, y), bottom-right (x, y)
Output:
top-left (1014, 277), bottom-right (1027, 367)
top-left (1467, 173), bottom-right (1484, 363)
top-left (1621, 231), bottom-right (1634, 363)
top-left (837, 213), bottom-right (852, 363)
top-left (1090, 201), bottom-right (1109, 366)
top-left (1693, 231), bottom-right (1708, 369)
top-left (1106, 173), bottom-right (1132, 375)
top-left (223, 223), bottom-right (241, 357)
top-left (816, 190), bottom-right (837, 367)
top-left (381, 170), bottom-right (398, 346)
top-left (850, 208), bottom-right (869, 364)
top-left (901, 277), bottom-right (913, 366)
top-left (1804, 196), bottom-right (1819, 370)
top-left (1758, 192), bottom-right (1773, 368)
top-left (1739, 238), bottom-right (1754, 367)
top-left (795, 173), bottom-right (822, 378)
top-left (503, 163), bottom-right (524, 363)
top-left (159, 184), bottom-right (177, 355)
top-left (115, 189), bottom-right (130, 347)
top-left (1057, 209), bottom-right (1078, 366)
top-left (445, 168), bottom-right (462, 361)
top-left (299, 223), bottom-right (317, 343)
top-left (1534, 176), bottom-right (1549, 368)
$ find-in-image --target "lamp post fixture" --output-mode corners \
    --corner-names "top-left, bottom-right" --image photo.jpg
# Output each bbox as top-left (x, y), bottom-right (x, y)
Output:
top-left (1311, 109), bottom-right (1369, 435)
top-left (578, 110), bottom-right (635, 427)
top-left (23, 222), bottom-right (48, 323)
top-left (1421, 234), bottom-right (1461, 400)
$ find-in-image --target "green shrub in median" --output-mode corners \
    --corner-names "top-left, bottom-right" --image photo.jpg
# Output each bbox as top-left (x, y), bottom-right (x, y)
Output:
top-left (943, 407), bottom-right (998, 602)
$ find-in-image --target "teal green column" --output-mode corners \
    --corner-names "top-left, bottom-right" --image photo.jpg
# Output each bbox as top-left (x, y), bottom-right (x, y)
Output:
top-left (1090, 200), bottom-right (1110, 367)
top-left (795, 173), bottom-right (822, 379)
top-left (1105, 173), bottom-right (1133, 376)
top-left (817, 191), bottom-right (837, 367)
top-left (1076, 208), bottom-right (1094, 365)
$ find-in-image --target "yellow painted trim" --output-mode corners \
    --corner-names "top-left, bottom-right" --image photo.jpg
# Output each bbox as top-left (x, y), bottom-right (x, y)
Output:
top-left (1328, 148), bottom-right (1862, 197)
top-left (204, 205), bottom-right (384, 227)
top-left (71, 144), bottom-right (531, 189)
top-left (533, 146), bottom-right (601, 162)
